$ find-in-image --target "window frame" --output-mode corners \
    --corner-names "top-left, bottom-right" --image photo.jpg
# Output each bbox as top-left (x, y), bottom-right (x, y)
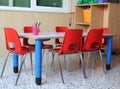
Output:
top-left (0, 0), bottom-right (70, 13)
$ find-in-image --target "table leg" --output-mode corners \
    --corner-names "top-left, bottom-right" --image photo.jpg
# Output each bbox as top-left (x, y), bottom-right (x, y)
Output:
top-left (35, 40), bottom-right (42, 85)
top-left (106, 36), bottom-right (113, 70)
top-left (12, 44), bottom-right (18, 73)
top-left (13, 54), bottom-right (18, 73)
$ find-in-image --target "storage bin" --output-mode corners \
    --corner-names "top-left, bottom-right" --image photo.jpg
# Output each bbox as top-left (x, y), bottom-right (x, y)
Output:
top-left (83, 0), bottom-right (90, 4)
top-left (77, 0), bottom-right (83, 4)
top-left (77, 0), bottom-right (98, 5)
top-left (98, 0), bottom-right (108, 3)
top-left (83, 9), bottom-right (90, 23)
top-left (89, 0), bottom-right (98, 4)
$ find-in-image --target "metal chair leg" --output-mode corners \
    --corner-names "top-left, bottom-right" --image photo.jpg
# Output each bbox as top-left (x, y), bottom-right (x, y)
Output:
top-left (57, 55), bottom-right (64, 84)
top-left (67, 55), bottom-right (71, 72)
top-left (30, 52), bottom-right (33, 75)
top-left (78, 53), bottom-right (81, 68)
top-left (0, 52), bottom-right (10, 78)
top-left (15, 55), bottom-right (27, 85)
top-left (42, 49), bottom-right (45, 59)
top-left (87, 52), bottom-right (90, 69)
top-left (92, 53), bottom-right (96, 70)
top-left (63, 55), bottom-right (67, 69)
top-left (20, 56), bottom-right (26, 72)
top-left (51, 52), bottom-right (55, 73)
top-left (79, 53), bottom-right (87, 79)
top-left (99, 50), bottom-right (106, 74)
top-left (45, 50), bottom-right (49, 78)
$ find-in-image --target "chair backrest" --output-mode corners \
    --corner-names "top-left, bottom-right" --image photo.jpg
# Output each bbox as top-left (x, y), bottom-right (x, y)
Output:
top-left (24, 26), bottom-right (33, 33)
top-left (56, 26), bottom-right (68, 32)
top-left (83, 29), bottom-right (103, 51)
top-left (4, 28), bottom-right (22, 52)
top-left (99, 27), bottom-right (108, 45)
top-left (55, 26), bottom-right (68, 44)
top-left (23, 26), bottom-right (33, 45)
top-left (99, 27), bottom-right (108, 34)
top-left (102, 28), bottom-right (108, 34)
top-left (58, 29), bottom-right (83, 54)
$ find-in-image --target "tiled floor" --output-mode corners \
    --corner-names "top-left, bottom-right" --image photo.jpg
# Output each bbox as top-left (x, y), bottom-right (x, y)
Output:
top-left (0, 53), bottom-right (120, 89)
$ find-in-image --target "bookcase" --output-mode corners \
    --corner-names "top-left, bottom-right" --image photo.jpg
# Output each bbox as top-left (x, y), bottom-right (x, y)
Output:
top-left (75, 3), bottom-right (120, 49)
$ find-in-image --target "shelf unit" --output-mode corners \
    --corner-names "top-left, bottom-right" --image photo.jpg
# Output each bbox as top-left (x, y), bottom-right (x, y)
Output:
top-left (75, 3), bottom-right (120, 49)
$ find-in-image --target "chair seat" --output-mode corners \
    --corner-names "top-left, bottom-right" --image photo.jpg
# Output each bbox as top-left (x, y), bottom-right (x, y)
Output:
top-left (23, 45), bottom-right (34, 50)
top-left (42, 44), bottom-right (53, 49)
top-left (52, 48), bottom-right (60, 54)
top-left (10, 47), bottom-right (34, 55)
top-left (24, 43), bottom-right (53, 50)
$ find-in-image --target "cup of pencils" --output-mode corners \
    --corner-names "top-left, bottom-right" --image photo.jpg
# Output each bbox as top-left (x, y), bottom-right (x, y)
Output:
top-left (32, 21), bottom-right (41, 35)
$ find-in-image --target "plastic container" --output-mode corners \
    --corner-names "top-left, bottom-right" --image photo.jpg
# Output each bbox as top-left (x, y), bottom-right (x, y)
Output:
top-left (90, 0), bottom-right (98, 4)
top-left (32, 26), bottom-right (39, 35)
top-left (77, 0), bottom-right (83, 4)
top-left (98, 0), bottom-right (108, 3)
top-left (83, 0), bottom-right (90, 4)
top-left (83, 9), bottom-right (90, 23)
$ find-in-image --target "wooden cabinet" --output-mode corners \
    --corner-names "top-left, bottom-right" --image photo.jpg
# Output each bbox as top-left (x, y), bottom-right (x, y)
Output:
top-left (75, 3), bottom-right (120, 49)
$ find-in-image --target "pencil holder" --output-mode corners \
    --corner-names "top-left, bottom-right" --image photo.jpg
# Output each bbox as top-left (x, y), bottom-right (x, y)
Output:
top-left (32, 27), bottom-right (39, 35)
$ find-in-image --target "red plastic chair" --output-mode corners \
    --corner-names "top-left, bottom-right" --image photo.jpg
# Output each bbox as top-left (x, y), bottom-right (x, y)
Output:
top-left (23, 26), bottom-right (53, 77)
top-left (100, 28), bottom-right (108, 45)
top-left (80, 29), bottom-right (106, 75)
top-left (23, 26), bottom-right (53, 50)
top-left (52, 29), bottom-right (86, 83)
top-left (55, 26), bottom-right (68, 47)
top-left (23, 26), bottom-right (35, 48)
top-left (23, 26), bottom-right (53, 55)
top-left (1, 28), bottom-right (34, 85)
top-left (101, 28), bottom-right (108, 54)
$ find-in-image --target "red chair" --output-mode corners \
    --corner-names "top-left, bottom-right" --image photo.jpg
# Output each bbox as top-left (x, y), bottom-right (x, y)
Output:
top-left (1, 28), bottom-right (34, 85)
top-left (101, 28), bottom-right (108, 54)
top-left (52, 29), bottom-right (86, 83)
top-left (23, 26), bottom-right (53, 77)
top-left (99, 27), bottom-right (108, 45)
top-left (23, 26), bottom-right (53, 52)
top-left (54, 26), bottom-right (68, 70)
top-left (80, 29), bottom-right (106, 75)
top-left (55, 26), bottom-right (68, 47)
top-left (23, 26), bottom-right (35, 48)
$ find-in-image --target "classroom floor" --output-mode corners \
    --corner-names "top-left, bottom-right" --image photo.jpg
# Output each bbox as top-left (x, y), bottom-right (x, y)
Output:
top-left (0, 52), bottom-right (120, 89)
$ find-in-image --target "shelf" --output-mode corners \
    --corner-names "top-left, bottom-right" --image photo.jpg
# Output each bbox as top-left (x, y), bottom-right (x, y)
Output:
top-left (76, 23), bottom-right (90, 26)
top-left (75, 3), bottom-right (120, 49)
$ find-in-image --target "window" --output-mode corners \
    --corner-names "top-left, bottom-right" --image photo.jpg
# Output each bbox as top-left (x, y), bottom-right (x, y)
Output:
top-left (14, 0), bottom-right (30, 7)
top-left (0, 0), bottom-right (69, 13)
top-left (0, 0), bottom-right (30, 7)
top-left (0, 0), bottom-right (9, 6)
top-left (37, 0), bottom-right (62, 7)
